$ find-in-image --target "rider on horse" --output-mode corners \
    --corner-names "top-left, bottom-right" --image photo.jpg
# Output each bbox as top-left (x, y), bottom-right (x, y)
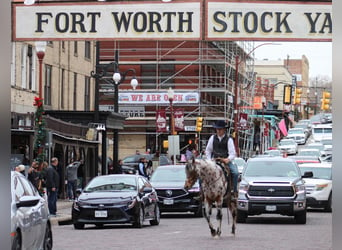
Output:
top-left (205, 120), bottom-right (239, 199)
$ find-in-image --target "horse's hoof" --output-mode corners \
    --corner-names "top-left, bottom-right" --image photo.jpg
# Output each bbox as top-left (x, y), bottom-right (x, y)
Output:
top-left (211, 229), bottom-right (216, 237)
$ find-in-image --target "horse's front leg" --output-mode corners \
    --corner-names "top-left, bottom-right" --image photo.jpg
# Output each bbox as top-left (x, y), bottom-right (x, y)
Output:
top-left (215, 202), bottom-right (223, 237)
top-left (203, 200), bottom-right (216, 237)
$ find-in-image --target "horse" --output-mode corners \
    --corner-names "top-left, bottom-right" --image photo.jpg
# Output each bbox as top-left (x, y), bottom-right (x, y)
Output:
top-left (184, 158), bottom-right (237, 238)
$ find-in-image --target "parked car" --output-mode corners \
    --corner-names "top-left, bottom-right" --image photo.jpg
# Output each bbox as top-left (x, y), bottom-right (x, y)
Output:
top-left (299, 163), bottom-right (332, 212)
top-left (263, 149), bottom-right (282, 157)
top-left (288, 155), bottom-right (321, 165)
top-left (11, 171), bottom-right (53, 250)
top-left (149, 165), bottom-right (203, 217)
top-left (286, 128), bottom-right (307, 145)
top-left (233, 157), bottom-right (247, 173)
top-left (305, 142), bottom-right (326, 156)
top-left (237, 157), bottom-right (312, 224)
top-left (122, 154), bottom-right (171, 173)
top-left (72, 174), bottom-right (160, 229)
top-left (297, 148), bottom-right (321, 158)
top-left (277, 138), bottom-right (298, 155)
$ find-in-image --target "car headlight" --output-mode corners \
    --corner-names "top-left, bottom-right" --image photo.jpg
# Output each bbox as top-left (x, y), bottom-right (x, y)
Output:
top-left (239, 182), bottom-right (249, 193)
top-left (128, 199), bottom-right (137, 209)
top-left (316, 183), bottom-right (328, 191)
top-left (295, 183), bottom-right (306, 199)
top-left (188, 186), bottom-right (200, 193)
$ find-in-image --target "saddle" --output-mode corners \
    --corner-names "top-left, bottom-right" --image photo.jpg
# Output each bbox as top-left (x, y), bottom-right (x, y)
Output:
top-left (215, 159), bottom-right (232, 196)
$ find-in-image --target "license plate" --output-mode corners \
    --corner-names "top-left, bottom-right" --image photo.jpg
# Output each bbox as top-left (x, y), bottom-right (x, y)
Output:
top-left (265, 205), bottom-right (277, 211)
top-left (163, 199), bottom-right (174, 205)
top-left (95, 210), bottom-right (107, 217)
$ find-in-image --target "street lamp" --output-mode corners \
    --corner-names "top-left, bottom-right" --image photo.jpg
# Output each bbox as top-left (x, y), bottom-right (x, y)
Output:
top-left (91, 49), bottom-right (138, 175)
top-left (167, 87), bottom-right (176, 136)
top-left (111, 50), bottom-right (138, 171)
top-left (234, 42), bottom-right (280, 156)
top-left (35, 41), bottom-right (47, 99)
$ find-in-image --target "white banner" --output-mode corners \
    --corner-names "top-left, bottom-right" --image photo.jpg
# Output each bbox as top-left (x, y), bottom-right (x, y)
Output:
top-left (13, 1), bottom-right (331, 41)
top-left (13, 1), bottom-right (201, 40)
top-left (206, 1), bottom-right (331, 41)
top-left (118, 91), bottom-right (199, 105)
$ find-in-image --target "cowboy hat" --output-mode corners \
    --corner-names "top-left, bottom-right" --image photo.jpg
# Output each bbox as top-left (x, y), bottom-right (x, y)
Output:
top-left (212, 120), bottom-right (227, 129)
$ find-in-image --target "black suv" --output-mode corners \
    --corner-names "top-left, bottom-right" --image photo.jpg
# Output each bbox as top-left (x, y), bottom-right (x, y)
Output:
top-left (237, 157), bottom-right (313, 224)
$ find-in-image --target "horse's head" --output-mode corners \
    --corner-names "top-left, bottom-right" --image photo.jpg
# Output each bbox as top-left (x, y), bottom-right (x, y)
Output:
top-left (184, 158), bottom-right (199, 190)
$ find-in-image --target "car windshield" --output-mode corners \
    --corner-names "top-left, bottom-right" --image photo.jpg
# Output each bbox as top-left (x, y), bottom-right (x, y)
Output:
top-left (84, 176), bottom-right (137, 192)
top-left (244, 161), bottom-right (300, 177)
top-left (150, 167), bottom-right (186, 182)
top-left (288, 129), bottom-right (304, 134)
top-left (298, 150), bottom-right (320, 157)
top-left (279, 140), bottom-right (295, 146)
top-left (299, 166), bottom-right (332, 180)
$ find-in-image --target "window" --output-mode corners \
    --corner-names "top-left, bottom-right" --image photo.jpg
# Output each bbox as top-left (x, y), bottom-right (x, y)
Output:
top-left (44, 65), bottom-right (52, 106)
top-left (85, 41), bottom-right (91, 59)
top-left (84, 76), bottom-right (91, 111)
top-left (27, 45), bottom-right (33, 90)
top-left (73, 73), bottom-right (77, 110)
top-left (61, 69), bottom-right (65, 109)
top-left (74, 41), bottom-right (78, 56)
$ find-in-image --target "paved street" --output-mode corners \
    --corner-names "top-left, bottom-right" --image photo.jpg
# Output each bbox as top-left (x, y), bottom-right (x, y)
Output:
top-left (51, 206), bottom-right (332, 250)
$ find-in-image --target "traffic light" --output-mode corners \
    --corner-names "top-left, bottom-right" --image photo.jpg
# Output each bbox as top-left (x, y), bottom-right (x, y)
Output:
top-left (321, 91), bottom-right (331, 110)
top-left (196, 117), bottom-right (203, 132)
top-left (283, 85), bottom-right (292, 104)
top-left (293, 88), bottom-right (302, 105)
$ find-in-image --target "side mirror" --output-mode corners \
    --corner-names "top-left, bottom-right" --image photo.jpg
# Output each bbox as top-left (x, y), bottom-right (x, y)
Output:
top-left (302, 171), bottom-right (313, 178)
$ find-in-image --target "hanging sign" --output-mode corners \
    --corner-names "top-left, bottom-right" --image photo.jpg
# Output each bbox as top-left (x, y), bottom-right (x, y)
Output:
top-left (156, 110), bottom-right (167, 132)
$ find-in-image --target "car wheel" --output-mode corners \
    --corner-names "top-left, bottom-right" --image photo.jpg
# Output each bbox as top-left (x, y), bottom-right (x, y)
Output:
top-left (324, 192), bottom-right (332, 212)
top-left (12, 231), bottom-right (21, 250)
top-left (133, 207), bottom-right (144, 228)
top-left (150, 205), bottom-right (160, 226)
top-left (295, 210), bottom-right (307, 224)
top-left (236, 210), bottom-right (247, 223)
top-left (43, 223), bottom-right (53, 250)
top-left (73, 223), bottom-right (85, 229)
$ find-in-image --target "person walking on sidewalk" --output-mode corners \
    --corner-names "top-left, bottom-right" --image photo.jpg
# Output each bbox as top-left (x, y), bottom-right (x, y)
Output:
top-left (66, 161), bottom-right (80, 201)
top-left (46, 157), bottom-right (60, 216)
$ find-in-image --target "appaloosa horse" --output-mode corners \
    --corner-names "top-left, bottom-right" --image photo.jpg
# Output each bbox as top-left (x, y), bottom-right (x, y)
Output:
top-left (184, 158), bottom-right (237, 237)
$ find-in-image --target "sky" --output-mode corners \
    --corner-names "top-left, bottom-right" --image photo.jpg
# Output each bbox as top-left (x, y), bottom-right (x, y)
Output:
top-left (254, 42), bottom-right (332, 79)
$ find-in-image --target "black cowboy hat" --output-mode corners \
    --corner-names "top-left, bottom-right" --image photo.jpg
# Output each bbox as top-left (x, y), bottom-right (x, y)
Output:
top-left (212, 120), bottom-right (227, 129)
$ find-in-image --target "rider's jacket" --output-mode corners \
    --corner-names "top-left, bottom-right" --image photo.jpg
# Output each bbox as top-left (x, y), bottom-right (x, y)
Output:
top-left (212, 134), bottom-right (229, 159)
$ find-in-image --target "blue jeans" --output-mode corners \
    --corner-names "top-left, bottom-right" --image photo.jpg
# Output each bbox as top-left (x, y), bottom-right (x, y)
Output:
top-left (67, 180), bottom-right (77, 199)
top-left (47, 189), bottom-right (58, 215)
top-left (228, 162), bottom-right (239, 193)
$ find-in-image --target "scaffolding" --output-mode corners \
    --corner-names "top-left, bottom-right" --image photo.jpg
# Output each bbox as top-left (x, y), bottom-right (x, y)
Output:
top-left (98, 40), bottom-right (257, 159)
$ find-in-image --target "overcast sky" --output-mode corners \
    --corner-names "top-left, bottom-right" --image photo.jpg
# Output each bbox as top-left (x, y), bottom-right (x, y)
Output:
top-left (254, 41), bottom-right (332, 79)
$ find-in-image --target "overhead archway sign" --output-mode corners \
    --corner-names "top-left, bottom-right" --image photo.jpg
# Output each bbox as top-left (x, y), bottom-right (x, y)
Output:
top-left (12, 0), bottom-right (331, 41)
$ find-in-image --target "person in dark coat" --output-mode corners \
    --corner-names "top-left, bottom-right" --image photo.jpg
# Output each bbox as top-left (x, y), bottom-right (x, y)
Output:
top-left (46, 157), bottom-right (60, 216)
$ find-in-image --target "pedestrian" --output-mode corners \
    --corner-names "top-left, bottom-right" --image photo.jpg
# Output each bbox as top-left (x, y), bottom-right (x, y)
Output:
top-left (38, 161), bottom-right (48, 198)
top-left (205, 120), bottom-right (239, 198)
top-left (65, 161), bottom-right (79, 201)
top-left (27, 161), bottom-right (40, 190)
top-left (115, 159), bottom-right (123, 174)
top-left (138, 157), bottom-right (148, 178)
top-left (185, 147), bottom-right (193, 160)
top-left (253, 131), bottom-right (261, 151)
top-left (46, 157), bottom-right (60, 216)
top-left (15, 164), bottom-right (26, 176)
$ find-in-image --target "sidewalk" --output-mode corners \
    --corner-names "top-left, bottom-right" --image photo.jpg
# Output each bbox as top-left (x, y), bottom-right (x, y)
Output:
top-left (50, 199), bottom-right (74, 225)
